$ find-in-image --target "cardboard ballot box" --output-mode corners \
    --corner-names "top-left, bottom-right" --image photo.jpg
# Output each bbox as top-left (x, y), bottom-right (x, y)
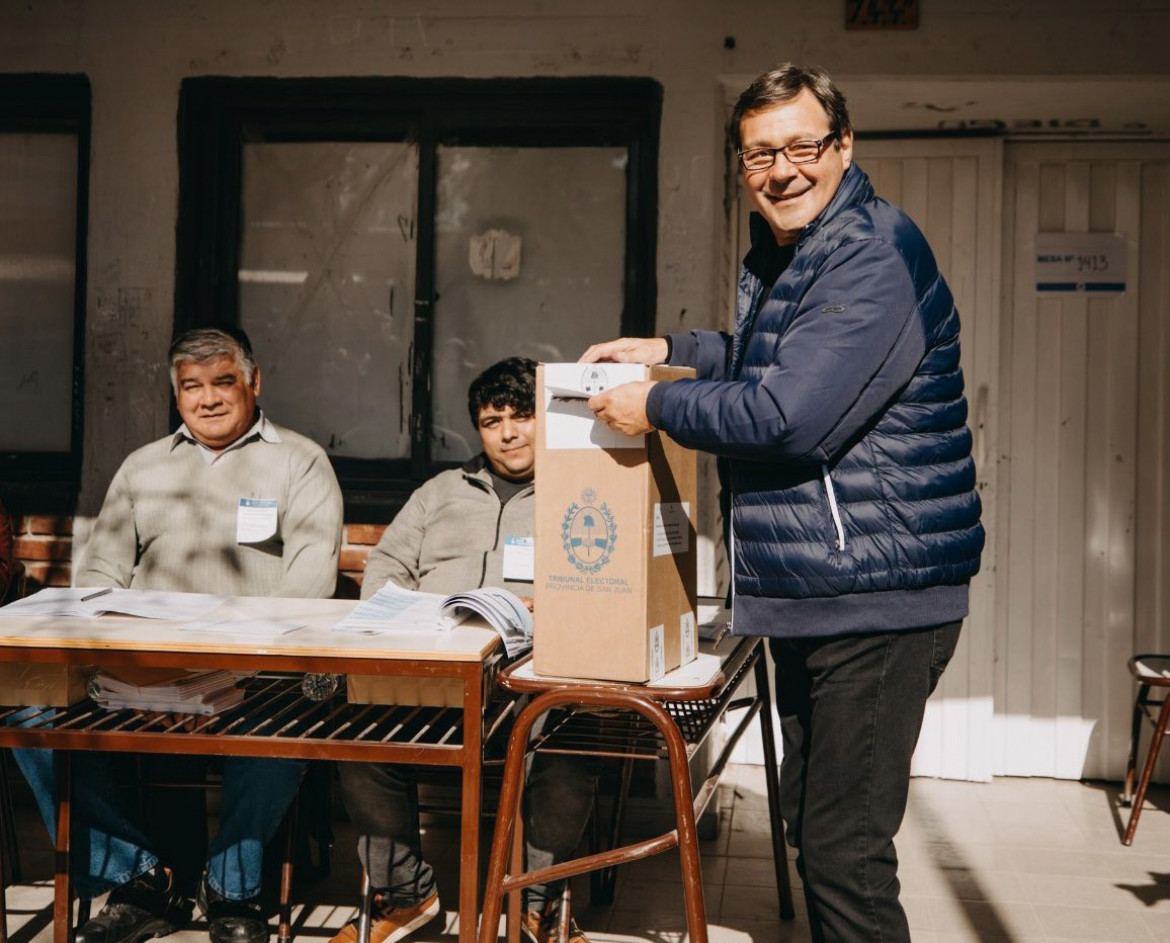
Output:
top-left (0, 663), bottom-right (93, 707)
top-left (534, 363), bottom-right (698, 683)
top-left (347, 673), bottom-right (462, 708)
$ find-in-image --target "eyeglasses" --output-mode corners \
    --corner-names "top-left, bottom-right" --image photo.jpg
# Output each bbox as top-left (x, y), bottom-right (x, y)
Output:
top-left (738, 132), bottom-right (839, 172)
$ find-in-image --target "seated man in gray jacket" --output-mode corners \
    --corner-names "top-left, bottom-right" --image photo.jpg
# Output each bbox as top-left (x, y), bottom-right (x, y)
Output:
top-left (334, 357), bottom-right (597, 943)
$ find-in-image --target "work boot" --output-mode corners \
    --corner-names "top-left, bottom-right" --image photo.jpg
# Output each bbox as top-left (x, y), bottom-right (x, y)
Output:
top-left (520, 906), bottom-right (590, 943)
top-left (75, 866), bottom-right (191, 943)
top-left (200, 882), bottom-right (269, 943)
top-left (327, 890), bottom-right (440, 943)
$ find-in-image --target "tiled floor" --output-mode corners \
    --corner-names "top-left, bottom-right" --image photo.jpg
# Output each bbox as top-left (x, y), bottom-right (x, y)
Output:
top-left (6, 765), bottom-right (1170, 942)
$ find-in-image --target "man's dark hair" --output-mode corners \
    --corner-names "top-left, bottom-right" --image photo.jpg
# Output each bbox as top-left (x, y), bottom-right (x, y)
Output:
top-left (729, 63), bottom-right (851, 152)
top-left (467, 357), bottom-right (537, 426)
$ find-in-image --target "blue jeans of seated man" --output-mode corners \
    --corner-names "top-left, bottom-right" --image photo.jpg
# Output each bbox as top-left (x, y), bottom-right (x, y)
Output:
top-left (11, 738), bottom-right (305, 901)
top-left (771, 621), bottom-right (962, 943)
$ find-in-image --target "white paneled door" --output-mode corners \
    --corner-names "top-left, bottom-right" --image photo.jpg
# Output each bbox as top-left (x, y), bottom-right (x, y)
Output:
top-left (863, 141), bottom-right (1003, 782)
top-left (998, 144), bottom-right (1170, 780)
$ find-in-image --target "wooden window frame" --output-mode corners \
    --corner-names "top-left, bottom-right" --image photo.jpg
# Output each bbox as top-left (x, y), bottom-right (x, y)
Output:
top-left (174, 76), bottom-right (661, 517)
top-left (0, 74), bottom-right (90, 511)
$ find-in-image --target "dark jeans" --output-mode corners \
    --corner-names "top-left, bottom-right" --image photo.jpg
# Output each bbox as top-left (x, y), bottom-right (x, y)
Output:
top-left (337, 750), bottom-right (601, 911)
top-left (336, 761), bottom-right (437, 908)
top-left (771, 621), bottom-right (961, 943)
top-left (12, 745), bottom-right (305, 900)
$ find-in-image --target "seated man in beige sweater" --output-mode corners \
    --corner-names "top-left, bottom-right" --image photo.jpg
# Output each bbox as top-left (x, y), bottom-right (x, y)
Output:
top-left (13, 327), bottom-right (343, 943)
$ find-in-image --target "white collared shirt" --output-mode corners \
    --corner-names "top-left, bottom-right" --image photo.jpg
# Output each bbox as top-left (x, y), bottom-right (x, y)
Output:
top-left (171, 411), bottom-right (282, 465)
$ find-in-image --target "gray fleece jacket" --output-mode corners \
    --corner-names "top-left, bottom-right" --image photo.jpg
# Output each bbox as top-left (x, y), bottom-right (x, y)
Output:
top-left (361, 455), bottom-right (535, 599)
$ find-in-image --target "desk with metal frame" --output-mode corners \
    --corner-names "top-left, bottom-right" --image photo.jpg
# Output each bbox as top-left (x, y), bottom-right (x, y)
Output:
top-left (478, 634), bottom-right (795, 943)
top-left (0, 597), bottom-right (511, 943)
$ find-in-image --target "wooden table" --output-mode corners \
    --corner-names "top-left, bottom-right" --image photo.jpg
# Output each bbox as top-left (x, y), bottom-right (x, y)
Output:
top-left (0, 597), bottom-right (511, 943)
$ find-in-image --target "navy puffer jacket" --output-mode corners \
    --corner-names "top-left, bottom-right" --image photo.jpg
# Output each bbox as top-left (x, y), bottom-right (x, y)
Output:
top-left (646, 163), bottom-right (984, 638)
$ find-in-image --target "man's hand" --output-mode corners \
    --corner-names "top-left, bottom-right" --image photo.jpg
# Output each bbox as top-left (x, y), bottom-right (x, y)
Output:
top-left (579, 337), bottom-right (669, 365)
top-left (520, 595), bottom-right (534, 613)
top-left (588, 381), bottom-right (658, 436)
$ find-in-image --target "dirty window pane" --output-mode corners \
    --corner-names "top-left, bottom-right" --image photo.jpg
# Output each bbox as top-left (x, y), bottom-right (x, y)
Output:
top-left (431, 146), bottom-right (626, 461)
top-left (239, 142), bottom-right (418, 459)
top-left (0, 133), bottom-right (77, 452)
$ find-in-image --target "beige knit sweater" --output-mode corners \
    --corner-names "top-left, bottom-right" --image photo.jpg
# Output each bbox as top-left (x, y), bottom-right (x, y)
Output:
top-left (76, 419), bottom-right (343, 598)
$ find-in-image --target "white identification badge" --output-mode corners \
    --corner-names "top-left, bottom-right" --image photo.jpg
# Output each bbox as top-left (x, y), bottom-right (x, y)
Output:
top-left (237, 498), bottom-right (278, 544)
top-left (502, 536), bottom-right (535, 582)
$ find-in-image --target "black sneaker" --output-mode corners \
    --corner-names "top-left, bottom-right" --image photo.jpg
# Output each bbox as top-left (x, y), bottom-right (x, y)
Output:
top-left (76, 866), bottom-right (192, 943)
top-left (199, 883), bottom-right (269, 943)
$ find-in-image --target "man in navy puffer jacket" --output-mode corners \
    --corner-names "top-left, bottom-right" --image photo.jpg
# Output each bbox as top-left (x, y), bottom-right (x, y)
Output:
top-left (583, 64), bottom-right (984, 942)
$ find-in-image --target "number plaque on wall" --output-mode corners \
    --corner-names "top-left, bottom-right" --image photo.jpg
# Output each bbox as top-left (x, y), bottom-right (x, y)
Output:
top-left (845, 0), bottom-right (920, 30)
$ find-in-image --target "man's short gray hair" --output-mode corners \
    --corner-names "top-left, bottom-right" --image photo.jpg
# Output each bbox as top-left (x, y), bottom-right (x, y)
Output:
top-left (168, 327), bottom-right (257, 391)
top-left (729, 63), bottom-right (852, 152)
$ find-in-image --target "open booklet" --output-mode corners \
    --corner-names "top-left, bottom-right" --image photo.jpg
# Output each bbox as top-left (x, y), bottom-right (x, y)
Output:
top-left (332, 583), bottom-right (533, 657)
top-left (0, 587), bottom-right (227, 621)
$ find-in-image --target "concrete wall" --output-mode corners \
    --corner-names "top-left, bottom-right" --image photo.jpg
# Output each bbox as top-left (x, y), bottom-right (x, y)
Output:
top-left (1, 0), bottom-right (1164, 517)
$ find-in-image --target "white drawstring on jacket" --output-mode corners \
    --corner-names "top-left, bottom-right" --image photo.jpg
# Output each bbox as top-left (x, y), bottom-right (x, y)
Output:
top-left (822, 464), bottom-right (847, 552)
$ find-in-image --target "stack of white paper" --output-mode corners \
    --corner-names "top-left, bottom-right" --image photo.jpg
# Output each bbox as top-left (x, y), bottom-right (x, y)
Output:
top-left (440, 587), bottom-right (533, 657)
top-left (90, 667), bottom-right (245, 715)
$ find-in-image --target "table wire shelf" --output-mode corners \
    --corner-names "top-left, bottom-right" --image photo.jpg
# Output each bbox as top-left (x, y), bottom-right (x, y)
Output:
top-left (0, 674), bottom-right (514, 751)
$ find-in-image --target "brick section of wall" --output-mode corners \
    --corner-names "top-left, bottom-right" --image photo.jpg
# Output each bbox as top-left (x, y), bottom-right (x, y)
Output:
top-left (7, 515), bottom-right (389, 600)
top-left (345, 524), bottom-right (385, 546)
top-left (336, 522), bottom-right (388, 600)
top-left (13, 515), bottom-right (73, 592)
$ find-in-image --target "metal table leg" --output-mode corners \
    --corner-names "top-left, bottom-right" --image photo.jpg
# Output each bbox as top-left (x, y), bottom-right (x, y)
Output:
top-left (53, 751), bottom-right (72, 943)
top-left (753, 652), bottom-right (795, 919)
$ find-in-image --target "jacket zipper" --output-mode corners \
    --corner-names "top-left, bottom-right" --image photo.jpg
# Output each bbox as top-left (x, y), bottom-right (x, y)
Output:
top-left (479, 493), bottom-right (504, 589)
top-left (728, 504), bottom-right (738, 622)
top-left (821, 464), bottom-right (847, 552)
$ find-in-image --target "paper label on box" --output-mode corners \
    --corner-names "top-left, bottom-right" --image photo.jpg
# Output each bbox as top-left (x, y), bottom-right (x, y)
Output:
top-left (502, 536), bottom-right (535, 582)
top-left (680, 610), bottom-right (696, 664)
top-left (653, 502), bottom-right (690, 556)
top-left (542, 363), bottom-right (647, 450)
top-left (648, 624), bottom-right (665, 682)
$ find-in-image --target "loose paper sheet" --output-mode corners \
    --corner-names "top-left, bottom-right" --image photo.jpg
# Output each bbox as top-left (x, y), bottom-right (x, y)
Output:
top-left (0, 588), bottom-right (227, 621)
top-left (332, 584), bottom-right (453, 634)
top-left (180, 619), bottom-right (306, 638)
top-left (511, 651), bottom-right (721, 689)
